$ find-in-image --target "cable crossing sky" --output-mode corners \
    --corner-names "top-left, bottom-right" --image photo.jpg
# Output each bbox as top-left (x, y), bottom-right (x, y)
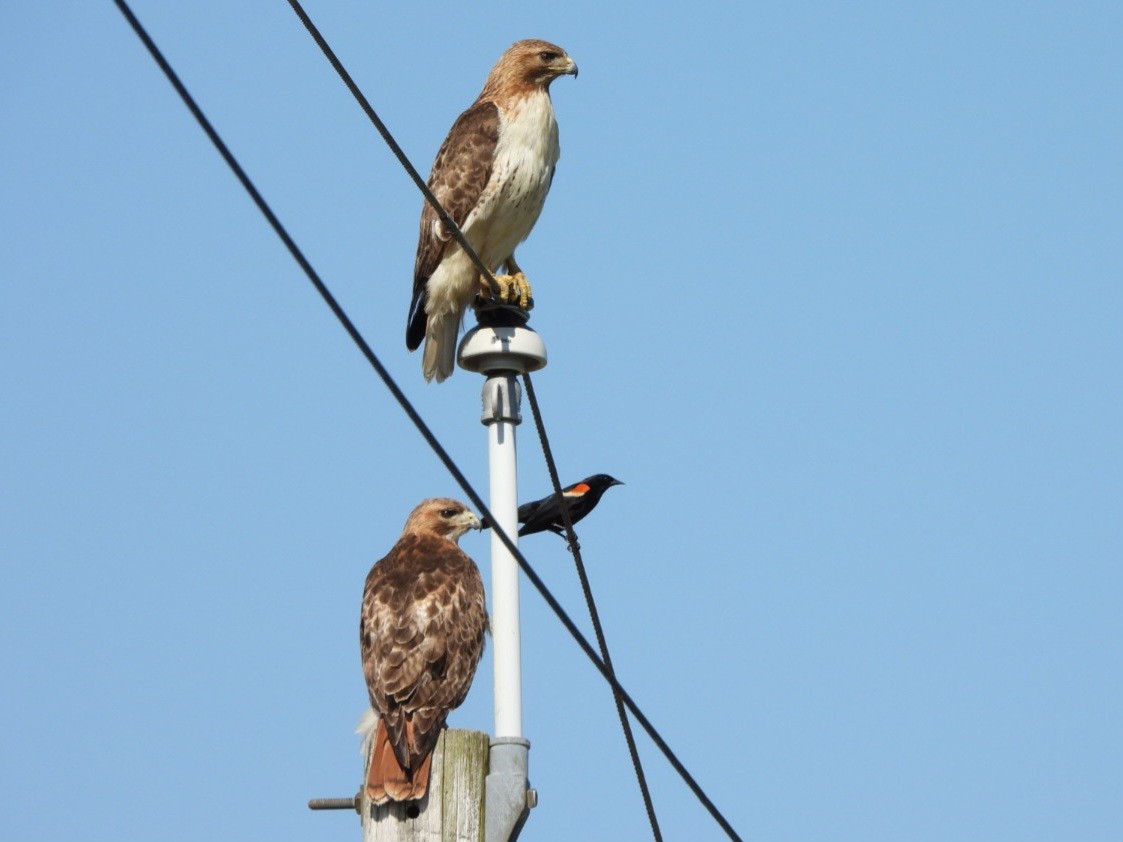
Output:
top-left (111, 1), bottom-right (743, 839)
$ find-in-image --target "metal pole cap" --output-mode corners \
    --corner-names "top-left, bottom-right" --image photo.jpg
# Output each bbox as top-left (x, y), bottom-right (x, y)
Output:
top-left (458, 326), bottom-right (547, 375)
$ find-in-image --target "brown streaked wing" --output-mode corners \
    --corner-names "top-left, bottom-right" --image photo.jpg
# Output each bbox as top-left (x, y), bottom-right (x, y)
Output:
top-left (395, 562), bottom-right (486, 768)
top-left (412, 101), bottom-right (500, 289)
top-left (360, 535), bottom-right (486, 770)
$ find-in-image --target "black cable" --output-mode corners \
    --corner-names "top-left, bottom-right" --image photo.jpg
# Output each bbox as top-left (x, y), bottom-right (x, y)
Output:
top-left (283, 0), bottom-right (501, 300)
top-left (284, 6), bottom-right (664, 834)
top-left (111, 3), bottom-right (743, 839)
top-left (523, 372), bottom-right (664, 841)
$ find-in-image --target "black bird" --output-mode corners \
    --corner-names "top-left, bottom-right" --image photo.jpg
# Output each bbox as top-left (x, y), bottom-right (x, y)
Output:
top-left (480, 474), bottom-right (624, 537)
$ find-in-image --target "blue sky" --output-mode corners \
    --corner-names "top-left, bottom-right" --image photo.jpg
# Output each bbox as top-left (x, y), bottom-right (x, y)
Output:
top-left (3, 2), bottom-right (1121, 840)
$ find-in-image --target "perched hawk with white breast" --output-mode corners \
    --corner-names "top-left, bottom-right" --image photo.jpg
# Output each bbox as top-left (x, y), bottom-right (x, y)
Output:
top-left (406, 39), bottom-right (578, 382)
top-left (359, 498), bottom-right (487, 804)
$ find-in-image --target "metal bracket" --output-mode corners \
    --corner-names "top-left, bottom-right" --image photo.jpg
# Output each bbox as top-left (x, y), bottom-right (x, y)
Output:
top-left (481, 374), bottom-right (522, 426)
top-left (485, 737), bottom-right (533, 842)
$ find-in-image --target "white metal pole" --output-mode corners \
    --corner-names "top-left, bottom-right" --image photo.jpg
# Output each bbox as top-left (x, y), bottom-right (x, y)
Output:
top-left (484, 373), bottom-right (523, 739)
top-left (459, 323), bottom-right (546, 842)
top-left (460, 323), bottom-right (546, 740)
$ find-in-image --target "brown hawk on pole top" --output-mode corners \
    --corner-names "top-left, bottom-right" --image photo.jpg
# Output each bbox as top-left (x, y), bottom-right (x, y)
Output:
top-left (359, 498), bottom-right (487, 804)
top-left (406, 39), bottom-right (578, 382)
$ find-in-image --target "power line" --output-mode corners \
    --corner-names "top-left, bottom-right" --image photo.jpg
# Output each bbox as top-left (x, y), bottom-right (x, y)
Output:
top-left (110, 3), bottom-right (744, 839)
top-left (523, 373), bottom-right (664, 842)
top-left (287, 3), bottom-right (663, 834)
top-left (284, 0), bottom-right (660, 829)
top-left (283, 0), bottom-right (503, 301)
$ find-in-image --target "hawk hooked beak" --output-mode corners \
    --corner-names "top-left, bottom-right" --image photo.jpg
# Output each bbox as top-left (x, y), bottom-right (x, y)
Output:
top-left (439, 505), bottom-right (481, 541)
top-left (546, 51), bottom-right (578, 80)
top-left (458, 511), bottom-right (482, 533)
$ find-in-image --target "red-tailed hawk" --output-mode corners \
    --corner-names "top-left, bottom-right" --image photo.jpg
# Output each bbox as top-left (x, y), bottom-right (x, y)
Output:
top-left (359, 499), bottom-right (487, 804)
top-left (406, 39), bottom-right (578, 382)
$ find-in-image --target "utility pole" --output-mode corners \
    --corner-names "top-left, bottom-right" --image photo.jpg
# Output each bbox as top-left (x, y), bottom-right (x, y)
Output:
top-left (311, 312), bottom-right (544, 841)
top-left (458, 313), bottom-right (546, 842)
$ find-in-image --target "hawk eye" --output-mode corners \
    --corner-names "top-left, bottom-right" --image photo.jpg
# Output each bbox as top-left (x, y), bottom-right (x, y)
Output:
top-left (440, 508), bottom-right (457, 518)
top-left (539, 51), bottom-right (558, 61)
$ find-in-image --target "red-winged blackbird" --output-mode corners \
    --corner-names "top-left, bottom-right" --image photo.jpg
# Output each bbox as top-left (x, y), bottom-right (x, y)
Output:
top-left (480, 474), bottom-right (623, 537)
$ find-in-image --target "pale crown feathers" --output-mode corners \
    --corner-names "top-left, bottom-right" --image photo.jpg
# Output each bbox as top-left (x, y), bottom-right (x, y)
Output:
top-left (401, 498), bottom-right (481, 542)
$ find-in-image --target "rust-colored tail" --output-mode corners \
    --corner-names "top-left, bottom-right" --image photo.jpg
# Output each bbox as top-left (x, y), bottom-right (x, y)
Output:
top-left (365, 718), bottom-right (435, 804)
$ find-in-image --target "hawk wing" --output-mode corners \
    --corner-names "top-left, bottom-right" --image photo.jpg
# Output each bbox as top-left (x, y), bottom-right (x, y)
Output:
top-left (360, 534), bottom-right (486, 772)
top-left (406, 102), bottom-right (501, 351)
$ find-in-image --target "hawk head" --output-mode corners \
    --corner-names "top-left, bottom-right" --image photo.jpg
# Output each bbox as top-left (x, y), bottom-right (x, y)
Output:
top-left (402, 498), bottom-right (481, 543)
top-left (483, 39), bottom-right (578, 98)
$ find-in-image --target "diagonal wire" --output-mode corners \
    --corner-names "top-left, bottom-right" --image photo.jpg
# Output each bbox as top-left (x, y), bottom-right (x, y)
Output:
top-left (284, 5), bottom-right (659, 835)
top-left (110, 3), bottom-right (743, 839)
top-left (523, 372), bottom-right (663, 841)
top-left (283, 0), bottom-right (501, 299)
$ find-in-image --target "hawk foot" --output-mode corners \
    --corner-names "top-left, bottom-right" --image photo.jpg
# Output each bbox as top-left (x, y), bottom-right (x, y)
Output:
top-left (478, 272), bottom-right (533, 311)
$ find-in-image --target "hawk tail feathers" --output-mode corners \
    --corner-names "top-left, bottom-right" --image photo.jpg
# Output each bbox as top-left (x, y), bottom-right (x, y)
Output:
top-left (422, 312), bottom-right (459, 383)
top-left (364, 716), bottom-right (435, 804)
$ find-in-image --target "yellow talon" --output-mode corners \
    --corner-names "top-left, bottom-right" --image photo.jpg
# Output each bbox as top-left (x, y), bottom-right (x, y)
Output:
top-left (511, 273), bottom-right (532, 309)
top-left (482, 273), bottom-right (533, 309)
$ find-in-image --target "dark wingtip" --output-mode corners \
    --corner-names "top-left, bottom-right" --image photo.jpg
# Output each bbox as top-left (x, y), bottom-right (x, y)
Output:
top-left (405, 312), bottom-right (426, 351)
top-left (406, 286), bottom-right (428, 351)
